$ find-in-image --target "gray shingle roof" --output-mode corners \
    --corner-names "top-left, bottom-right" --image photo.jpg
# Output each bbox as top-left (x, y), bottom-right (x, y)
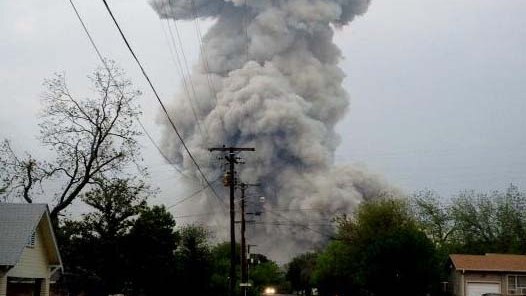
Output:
top-left (0, 203), bottom-right (47, 266)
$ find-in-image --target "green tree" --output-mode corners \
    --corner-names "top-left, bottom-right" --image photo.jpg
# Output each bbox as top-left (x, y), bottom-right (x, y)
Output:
top-left (413, 184), bottom-right (526, 255)
top-left (450, 185), bottom-right (526, 254)
top-left (125, 205), bottom-right (178, 296)
top-left (412, 189), bottom-right (455, 248)
top-left (409, 184), bottom-right (526, 288)
top-left (286, 252), bottom-right (318, 296)
top-left (209, 242), bottom-right (239, 296)
top-left (82, 177), bottom-right (148, 239)
top-left (314, 240), bottom-right (355, 296)
top-left (250, 261), bottom-right (285, 296)
top-left (176, 225), bottom-right (213, 296)
top-left (58, 177), bottom-right (150, 295)
top-left (314, 199), bottom-right (439, 296)
top-left (56, 218), bottom-right (104, 295)
top-left (210, 242), bottom-right (230, 295)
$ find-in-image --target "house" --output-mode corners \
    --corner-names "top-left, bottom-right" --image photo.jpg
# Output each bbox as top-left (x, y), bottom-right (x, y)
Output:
top-left (0, 203), bottom-right (63, 296)
top-left (449, 253), bottom-right (526, 296)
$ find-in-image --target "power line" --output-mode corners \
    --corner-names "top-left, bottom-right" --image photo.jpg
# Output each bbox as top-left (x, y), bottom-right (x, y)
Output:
top-left (160, 20), bottom-right (202, 136)
top-left (188, 0), bottom-right (219, 106)
top-left (67, 0), bottom-right (224, 210)
top-left (100, 0), bottom-right (225, 211)
top-left (161, 4), bottom-right (211, 142)
top-left (166, 3), bottom-right (222, 145)
top-left (172, 212), bottom-right (220, 219)
top-left (186, 0), bottom-right (225, 135)
top-left (67, 0), bottom-right (105, 68)
top-left (137, 119), bottom-right (184, 175)
top-left (264, 208), bottom-right (334, 238)
top-left (170, 20), bottom-right (201, 110)
top-left (253, 221), bottom-right (333, 227)
top-left (161, 14), bottom-right (208, 142)
top-left (243, 0), bottom-right (250, 62)
top-left (263, 206), bottom-right (341, 213)
top-left (166, 175), bottom-right (223, 209)
top-left (170, 210), bottom-right (336, 222)
top-left (66, 0), bottom-right (187, 179)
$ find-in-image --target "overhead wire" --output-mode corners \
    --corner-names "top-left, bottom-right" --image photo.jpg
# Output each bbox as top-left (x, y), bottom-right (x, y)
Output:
top-left (263, 208), bottom-right (335, 238)
top-left (71, 0), bottom-right (225, 212)
top-left (161, 13), bottom-right (209, 143)
top-left (243, 0), bottom-right (250, 62)
top-left (188, 0), bottom-right (218, 105)
top-left (66, 0), bottom-right (185, 177)
top-left (162, 4), bottom-right (212, 143)
top-left (166, 175), bottom-right (223, 209)
top-left (101, 0), bottom-right (226, 211)
top-left (170, 20), bottom-right (201, 108)
top-left (172, 212), bottom-right (220, 219)
top-left (169, 210), bottom-right (336, 222)
top-left (137, 119), bottom-right (184, 175)
top-left (187, 0), bottom-right (226, 133)
top-left (253, 221), bottom-right (333, 227)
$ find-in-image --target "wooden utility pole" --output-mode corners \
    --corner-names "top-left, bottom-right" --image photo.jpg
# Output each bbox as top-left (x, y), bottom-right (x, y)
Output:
top-left (209, 146), bottom-right (255, 296)
top-left (239, 183), bottom-right (260, 296)
top-left (247, 244), bottom-right (257, 283)
top-left (240, 183), bottom-right (248, 296)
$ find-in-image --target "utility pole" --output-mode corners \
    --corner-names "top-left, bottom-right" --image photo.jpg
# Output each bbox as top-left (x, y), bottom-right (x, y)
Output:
top-left (240, 183), bottom-right (248, 296)
top-left (239, 183), bottom-right (260, 296)
top-left (247, 244), bottom-right (257, 285)
top-left (209, 146), bottom-right (255, 296)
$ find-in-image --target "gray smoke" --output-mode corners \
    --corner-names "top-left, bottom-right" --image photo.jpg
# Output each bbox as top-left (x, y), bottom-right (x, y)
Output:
top-left (150, 0), bottom-right (389, 259)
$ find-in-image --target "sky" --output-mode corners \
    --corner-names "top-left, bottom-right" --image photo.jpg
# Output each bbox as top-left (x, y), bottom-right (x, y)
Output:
top-left (1, 0), bottom-right (525, 217)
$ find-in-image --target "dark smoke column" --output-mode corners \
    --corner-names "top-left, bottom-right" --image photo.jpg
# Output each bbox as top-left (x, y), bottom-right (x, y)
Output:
top-left (150, 0), bottom-right (387, 259)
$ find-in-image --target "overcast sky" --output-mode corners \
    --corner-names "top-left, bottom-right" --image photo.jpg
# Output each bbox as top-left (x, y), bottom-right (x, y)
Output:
top-left (1, 0), bottom-right (525, 216)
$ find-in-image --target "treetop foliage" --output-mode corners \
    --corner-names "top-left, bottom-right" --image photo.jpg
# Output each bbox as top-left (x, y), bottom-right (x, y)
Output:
top-left (413, 184), bottom-right (526, 254)
top-left (313, 198), bottom-right (439, 296)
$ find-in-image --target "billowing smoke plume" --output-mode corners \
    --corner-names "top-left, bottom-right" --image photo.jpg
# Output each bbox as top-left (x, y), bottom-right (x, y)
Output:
top-left (150, 0), bottom-right (388, 259)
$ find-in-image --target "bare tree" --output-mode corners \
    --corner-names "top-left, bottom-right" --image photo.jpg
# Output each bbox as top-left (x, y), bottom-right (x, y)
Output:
top-left (0, 61), bottom-right (143, 221)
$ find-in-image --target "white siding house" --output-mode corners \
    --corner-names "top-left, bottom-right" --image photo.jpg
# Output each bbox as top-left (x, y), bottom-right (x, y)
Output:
top-left (0, 203), bottom-right (63, 296)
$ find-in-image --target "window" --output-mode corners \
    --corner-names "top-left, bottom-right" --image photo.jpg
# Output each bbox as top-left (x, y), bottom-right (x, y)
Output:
top-left (26, 231), bottom-right (35, 248)
top-left (508, 275), bottom-right (526, 295)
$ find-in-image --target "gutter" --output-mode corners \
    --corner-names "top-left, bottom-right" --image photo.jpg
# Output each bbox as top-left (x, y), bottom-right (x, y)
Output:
top-left (50, 265), bottom-right (62, 276)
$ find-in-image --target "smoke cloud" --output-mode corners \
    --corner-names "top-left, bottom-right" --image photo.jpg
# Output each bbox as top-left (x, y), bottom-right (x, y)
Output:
top-left (150, 0), bottom-right (388, 259)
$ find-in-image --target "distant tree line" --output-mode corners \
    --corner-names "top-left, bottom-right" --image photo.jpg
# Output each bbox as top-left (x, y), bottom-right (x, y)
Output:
top-left (285, 184), bottom-right (526, 296)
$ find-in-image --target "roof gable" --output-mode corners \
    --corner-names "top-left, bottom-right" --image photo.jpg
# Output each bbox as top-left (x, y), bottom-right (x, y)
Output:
top-left (0, 203), bottom-right (62, 269)
top-left (450, 254), bottom-right (526, 272)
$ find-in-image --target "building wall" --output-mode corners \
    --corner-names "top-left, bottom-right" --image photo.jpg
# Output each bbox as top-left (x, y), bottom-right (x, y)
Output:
top-left (451, 270), bottom-right (526, 296)
top-left (450, 270), bottom-right (462, 296)
top-left (464, 272), bottom-right (504, 284)
top-left (7, 222), bottom-right (50, 279)
top-left (0, 272), bottom-right (7, 296)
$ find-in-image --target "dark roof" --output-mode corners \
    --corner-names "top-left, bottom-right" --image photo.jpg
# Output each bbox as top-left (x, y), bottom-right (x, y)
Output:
top-left (450, 254), bottom-right (526, 272)
top-left (0, 203), bottom-right (49, 266)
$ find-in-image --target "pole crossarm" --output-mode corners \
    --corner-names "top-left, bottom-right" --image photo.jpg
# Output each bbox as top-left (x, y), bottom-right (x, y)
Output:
top-left (209, 147), bottom-right (256, 152)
